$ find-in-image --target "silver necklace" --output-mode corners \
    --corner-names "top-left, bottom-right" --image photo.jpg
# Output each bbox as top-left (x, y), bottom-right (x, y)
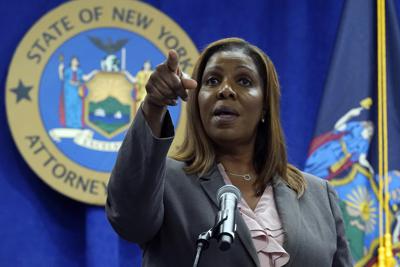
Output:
top-left (225, 170), bottom-right (252, 181)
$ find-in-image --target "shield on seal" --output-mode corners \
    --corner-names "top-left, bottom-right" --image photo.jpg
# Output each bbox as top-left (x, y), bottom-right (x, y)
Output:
top-left (84, 71), bottom-right (135, 138)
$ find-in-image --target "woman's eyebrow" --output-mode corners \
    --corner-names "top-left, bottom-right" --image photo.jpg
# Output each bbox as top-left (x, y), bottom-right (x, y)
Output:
top-left (235, 65), bottom-right (256, 72)
top-left (204, 65), bottom-right (223, 72)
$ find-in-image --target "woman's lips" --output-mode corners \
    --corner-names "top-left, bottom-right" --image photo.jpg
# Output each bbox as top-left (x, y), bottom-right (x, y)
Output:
top-left (213, 106), bottom-right (239, 115)
top-left (212, 106), bottom-right (239, 124)
top-left (213, 113), bottom-right (238, 123)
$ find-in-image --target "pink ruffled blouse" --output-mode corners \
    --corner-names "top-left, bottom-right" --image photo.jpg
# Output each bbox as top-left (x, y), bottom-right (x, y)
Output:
top-left (218, 164), bottom-right (290, 267)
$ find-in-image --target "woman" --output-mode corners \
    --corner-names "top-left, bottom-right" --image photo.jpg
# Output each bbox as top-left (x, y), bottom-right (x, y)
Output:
top-left (106, 38), bottom-right (352, 267)
top-left (58, 57), bottom-right (85, 128)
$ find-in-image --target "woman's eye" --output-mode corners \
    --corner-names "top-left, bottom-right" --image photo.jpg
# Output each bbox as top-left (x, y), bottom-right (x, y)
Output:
top-left (205, 77), bottom-right (219, 86)
top-left (238, 78), bottom-right (252, 87)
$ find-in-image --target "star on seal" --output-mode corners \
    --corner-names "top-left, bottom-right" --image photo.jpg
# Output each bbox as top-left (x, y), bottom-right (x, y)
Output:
top-left (10, 80), bottom-right (33, 103)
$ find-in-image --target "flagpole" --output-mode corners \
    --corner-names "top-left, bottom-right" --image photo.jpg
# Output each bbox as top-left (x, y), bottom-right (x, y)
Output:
top-left (381, 0), bottom-right (394, 265)
top-left (377, 0), bottom-right (384, 265)
top-left (377, 0), bottom-right (395, 266)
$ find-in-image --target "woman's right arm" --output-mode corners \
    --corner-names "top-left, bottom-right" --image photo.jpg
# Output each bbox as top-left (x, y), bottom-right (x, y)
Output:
top-left (106, 106), bottom-right (174, 244)
top-left (105, 50), bottom-right (197, 244)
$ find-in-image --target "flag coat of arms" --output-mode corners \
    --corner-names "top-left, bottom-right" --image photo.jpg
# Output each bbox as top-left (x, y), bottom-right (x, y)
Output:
top-left (304, 0), bottom-right (400, 266)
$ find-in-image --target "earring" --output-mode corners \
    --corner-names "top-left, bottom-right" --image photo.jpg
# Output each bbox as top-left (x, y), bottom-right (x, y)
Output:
top-left (261, 110), bottom-right (266, 123)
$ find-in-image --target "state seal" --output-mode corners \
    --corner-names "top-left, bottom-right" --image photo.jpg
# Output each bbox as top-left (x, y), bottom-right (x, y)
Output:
top-left (6, 0), bottom-right (199, 205)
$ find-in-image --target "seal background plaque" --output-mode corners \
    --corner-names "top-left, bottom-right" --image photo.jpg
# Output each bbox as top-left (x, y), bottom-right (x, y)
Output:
top-left (6, 0), bottom-right (199, 205)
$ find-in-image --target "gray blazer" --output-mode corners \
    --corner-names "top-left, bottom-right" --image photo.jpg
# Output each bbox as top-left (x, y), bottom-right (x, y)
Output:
top-left (106, 109), bottom-right (352, 267)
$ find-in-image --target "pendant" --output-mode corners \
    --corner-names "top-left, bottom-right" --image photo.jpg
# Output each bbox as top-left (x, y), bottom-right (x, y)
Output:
top-left (243, 174), bottom-right (252, 181)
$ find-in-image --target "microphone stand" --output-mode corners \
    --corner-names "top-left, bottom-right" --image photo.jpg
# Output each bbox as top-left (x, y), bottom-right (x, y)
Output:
top-left (192, 215), bottom-right (227, 267)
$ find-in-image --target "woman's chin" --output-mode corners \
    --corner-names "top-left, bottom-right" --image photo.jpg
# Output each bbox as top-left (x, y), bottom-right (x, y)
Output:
top-left (208, 131), bottom-right (246, 146)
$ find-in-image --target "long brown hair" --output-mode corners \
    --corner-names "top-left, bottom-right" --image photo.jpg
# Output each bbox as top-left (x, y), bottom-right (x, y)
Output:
top-left (172, 37), bottom-right (306, 197)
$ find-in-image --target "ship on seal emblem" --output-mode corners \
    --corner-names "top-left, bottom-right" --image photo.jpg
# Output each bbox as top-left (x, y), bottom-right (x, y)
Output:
top-left (6, 0), bottom-right (199, 205)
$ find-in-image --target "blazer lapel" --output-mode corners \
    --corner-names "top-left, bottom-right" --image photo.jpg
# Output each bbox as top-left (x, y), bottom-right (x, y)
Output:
top-left (199, 167), bottom-right (260, 267)
top-left (272, 177), bottom-right (302, 267)
top-left (198, 167), bottom-right (224, 208)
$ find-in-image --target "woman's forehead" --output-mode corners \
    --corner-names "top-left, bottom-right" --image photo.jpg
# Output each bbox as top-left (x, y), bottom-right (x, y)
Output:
top-left (204, 49), bottom-right (258, 71)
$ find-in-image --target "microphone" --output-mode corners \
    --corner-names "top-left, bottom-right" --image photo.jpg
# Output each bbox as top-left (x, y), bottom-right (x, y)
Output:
top-left (216, 185), bottom-right (241, 251)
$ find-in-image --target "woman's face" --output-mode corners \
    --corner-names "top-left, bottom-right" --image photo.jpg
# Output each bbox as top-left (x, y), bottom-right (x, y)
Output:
top-left (198, 49), bottom-right (264, 149)
top-left (143, 61), bottom-right (151, 71)
top-left (71, 57), bottom-right (79, 68)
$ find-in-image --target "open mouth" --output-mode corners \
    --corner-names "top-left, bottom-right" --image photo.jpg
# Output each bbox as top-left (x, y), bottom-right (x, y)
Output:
top-left (213, 106), bottom-right (239, 116)
top-left (213, 106), bottom-right (239, 121)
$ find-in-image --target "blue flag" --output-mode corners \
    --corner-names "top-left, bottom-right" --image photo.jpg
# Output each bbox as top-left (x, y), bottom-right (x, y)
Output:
top-left (304, 0), bottom-right (400, 266)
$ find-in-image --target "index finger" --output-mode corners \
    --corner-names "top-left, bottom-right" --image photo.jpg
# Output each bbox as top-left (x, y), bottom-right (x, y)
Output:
top-left (166, 50), bottom-right (179, 73)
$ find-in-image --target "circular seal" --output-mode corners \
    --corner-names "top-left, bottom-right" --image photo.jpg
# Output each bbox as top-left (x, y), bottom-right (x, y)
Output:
top-left (6, 0), bottom-right (199, 205)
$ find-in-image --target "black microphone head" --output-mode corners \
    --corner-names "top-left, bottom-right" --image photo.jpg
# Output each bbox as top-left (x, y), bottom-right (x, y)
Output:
top-left (217, 184), bottom-right (241, 200)
top-left (219, 235), bottom-right (233, 251)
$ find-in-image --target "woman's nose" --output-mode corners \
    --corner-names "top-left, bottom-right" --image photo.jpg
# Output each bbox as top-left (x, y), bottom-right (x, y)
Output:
top-left (217, 83), bottom-right (236, 99)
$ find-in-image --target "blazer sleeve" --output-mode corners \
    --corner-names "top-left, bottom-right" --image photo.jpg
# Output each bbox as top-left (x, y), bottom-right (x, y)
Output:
top-left (326, 181), bottom-right (353, 267)
top-left (105, 107), bottom-right (175, 244)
